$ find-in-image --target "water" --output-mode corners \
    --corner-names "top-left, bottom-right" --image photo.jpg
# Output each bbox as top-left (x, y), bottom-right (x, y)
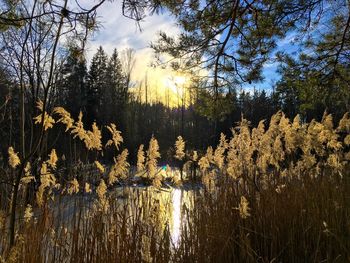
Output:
top-left (171, 188), bottom-right (182, 246)
top-left (53, 185), bottom-right (195, 244)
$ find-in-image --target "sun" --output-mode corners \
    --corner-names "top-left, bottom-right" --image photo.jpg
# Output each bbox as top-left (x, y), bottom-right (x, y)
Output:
top-left (130, 65), bottom-right (191, 107)
top-left (163, 75), bottom-right (187, 98)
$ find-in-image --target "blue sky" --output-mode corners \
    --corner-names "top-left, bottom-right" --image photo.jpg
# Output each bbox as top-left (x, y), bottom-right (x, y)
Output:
top-left (243, 32), bottom-right (301, 93)
top-left (83, 1), bottom-right (303, 96)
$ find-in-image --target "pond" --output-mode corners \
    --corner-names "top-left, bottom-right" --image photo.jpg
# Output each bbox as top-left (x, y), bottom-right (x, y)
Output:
top-left (41, 185), bottom-right (197, 260)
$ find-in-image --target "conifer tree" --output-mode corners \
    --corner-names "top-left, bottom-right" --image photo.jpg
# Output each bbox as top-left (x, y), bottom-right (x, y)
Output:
top-left (86, 46), bottom-right (108, 125)
top-left (56, 47), bottom-right (87, 118)
top-left (105, 48), bottom-right (127, 125)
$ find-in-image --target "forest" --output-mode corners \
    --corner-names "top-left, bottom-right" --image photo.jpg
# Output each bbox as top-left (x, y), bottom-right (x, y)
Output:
top-left (0, 0), bottom-right (349, 262)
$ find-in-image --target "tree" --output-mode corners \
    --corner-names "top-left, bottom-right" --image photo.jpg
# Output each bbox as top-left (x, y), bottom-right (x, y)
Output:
top-left (0, 65), bottom-right (15, 151)
top-left (121, 48), bottom-right (136, 90)
top-left (275, 3), bottom-right (350, 121)
top-left (143, 0), bottom-right (341, 132)
top-left (55, 46), bottom-right (87, 118)
top-left (151, 1), bottom-right (327, 92)
top-left (106, 48), bottom-right (127, 125)
top-left (86, 46), bottom-right (108, 125)
top-left (0, 0), bottom-right (108, 247)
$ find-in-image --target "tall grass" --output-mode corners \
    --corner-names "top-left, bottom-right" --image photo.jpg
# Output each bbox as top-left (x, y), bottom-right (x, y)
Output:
top-left (0, 107), bottom-right (349, 262)
top-left (1, 178), bottom-right (349, 262)
top-left (177, 177), bottom-right (350, 262)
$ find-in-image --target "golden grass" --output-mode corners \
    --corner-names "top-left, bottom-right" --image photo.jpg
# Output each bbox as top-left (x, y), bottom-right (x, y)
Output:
top-left (0, 108), bottom-right (349, 262)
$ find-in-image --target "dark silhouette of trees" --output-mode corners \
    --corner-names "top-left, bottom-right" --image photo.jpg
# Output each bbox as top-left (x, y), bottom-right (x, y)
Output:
top-left (106, 48), bottom-right (127, 126)
top-left (86, 46), bottom-right (108, 125)
top-left (55, 46), bottom-right (88, 118)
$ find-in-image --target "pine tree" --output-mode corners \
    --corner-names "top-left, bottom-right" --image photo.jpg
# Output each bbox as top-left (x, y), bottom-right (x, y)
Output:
top-left (57, 47), bottom-right (87, 118)
top-left (105, 48), bottom-right (126, 125)
top-left (86, 46), bottom-right (108, 125)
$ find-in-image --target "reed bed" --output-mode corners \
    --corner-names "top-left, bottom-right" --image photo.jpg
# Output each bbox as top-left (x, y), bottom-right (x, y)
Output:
top-left (0, 108), bottom-right (349, 262)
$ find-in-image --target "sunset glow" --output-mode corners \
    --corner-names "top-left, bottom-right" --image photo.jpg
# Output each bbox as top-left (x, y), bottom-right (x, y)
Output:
top-left (164, 75), bottom-right (187, 98)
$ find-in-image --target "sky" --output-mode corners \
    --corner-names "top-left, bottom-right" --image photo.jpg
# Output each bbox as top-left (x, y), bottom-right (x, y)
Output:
top-left (81, 0), bottom-right (182, 105)
top-left (82, 0), bottom-right (301, 101)
top-left (245, 32), bottom-right (301, 93)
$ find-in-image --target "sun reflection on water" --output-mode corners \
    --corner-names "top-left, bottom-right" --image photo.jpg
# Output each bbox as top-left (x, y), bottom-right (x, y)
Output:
top-left (171, 188), bottom-right (182, 247)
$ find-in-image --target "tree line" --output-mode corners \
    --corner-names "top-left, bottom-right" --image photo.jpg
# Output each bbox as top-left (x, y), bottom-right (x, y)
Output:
top-left (0, 0), bottom-right (349, 167)
top-left (1, 44), bottom-right (348, 167)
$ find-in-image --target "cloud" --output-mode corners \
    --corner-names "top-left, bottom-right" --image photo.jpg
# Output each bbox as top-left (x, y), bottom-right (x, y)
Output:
top-left (84, 1), bottom-right (179, 64)
top-left (263, 60), bottom-right (279, 69)
top-left (277, 31), bottom-right (298, 47)
top-left (80, 0), bottom-right (182, 104)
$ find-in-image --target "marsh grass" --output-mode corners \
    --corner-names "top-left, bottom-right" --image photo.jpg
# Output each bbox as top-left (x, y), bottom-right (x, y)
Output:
top-left (0, 176), bottom-right (349, 262)
top-left (178, 176), bottom-right (350, 262)
top-left (1, 108), bottom-right (350, 262)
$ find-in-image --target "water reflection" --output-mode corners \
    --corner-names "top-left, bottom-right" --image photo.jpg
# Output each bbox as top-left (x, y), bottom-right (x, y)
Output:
top-left (94, 186), bottom-right (194, 250)
top-left (40, 186), bottom-right (196, 262)
top-left (171, 189), bottom-right (182, 246)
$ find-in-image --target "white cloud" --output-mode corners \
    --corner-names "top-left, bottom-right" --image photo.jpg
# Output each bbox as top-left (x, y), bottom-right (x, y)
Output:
top-left (277, 31), bottom-right (298, 47)
top-left (81, 0), bottom-right (182, 104)
top-left (263, 60), bottom-right (279, 69)
top-left (84, 1), bottom-right (179, 66)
